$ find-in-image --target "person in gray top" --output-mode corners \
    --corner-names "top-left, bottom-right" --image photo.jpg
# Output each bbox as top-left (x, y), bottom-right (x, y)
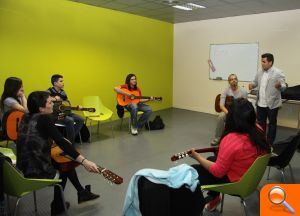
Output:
top-left (249, 53), bottom-right (286, 145)
top-left (0, 77), bottom-right (28, 120)
top-left (211, 74), bottom-right (248, 146)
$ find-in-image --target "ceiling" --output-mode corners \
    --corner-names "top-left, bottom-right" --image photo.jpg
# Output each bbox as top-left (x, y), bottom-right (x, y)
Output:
top-left (69, 0), bottom-right (300, 23)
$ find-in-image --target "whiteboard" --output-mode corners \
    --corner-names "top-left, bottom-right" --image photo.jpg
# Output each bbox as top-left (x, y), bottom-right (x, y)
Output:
top-left (209, 43), bottom-right (259, 82)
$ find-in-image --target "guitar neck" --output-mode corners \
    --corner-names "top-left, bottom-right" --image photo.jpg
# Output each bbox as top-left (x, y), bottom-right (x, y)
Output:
top-left (68, 106), bottom-right (91, 111)
top-left (97, 165), bottom-right (123, 185)
top-left (171, 147), bottom-right (218, 161)
top-left (134, 96), bottom-right (162, 101)
top-left (134, 96), bottom-right (151, 99)
top-left (60, 105), bottom-right (95, 112)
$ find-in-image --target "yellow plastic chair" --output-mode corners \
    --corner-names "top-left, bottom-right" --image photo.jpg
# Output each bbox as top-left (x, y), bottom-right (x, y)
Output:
top-left (2, 160), bottom-right (67, 216)
top-left (82, 96), bottom-right (114, 142)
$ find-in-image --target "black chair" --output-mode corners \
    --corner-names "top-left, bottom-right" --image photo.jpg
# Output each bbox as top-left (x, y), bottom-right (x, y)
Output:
top-left (267, 132), bottom-right (300, 183)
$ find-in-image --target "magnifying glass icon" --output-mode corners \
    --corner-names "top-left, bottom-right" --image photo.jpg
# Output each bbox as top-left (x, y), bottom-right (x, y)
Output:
top-left (268, 186), bottom-right (295, 214)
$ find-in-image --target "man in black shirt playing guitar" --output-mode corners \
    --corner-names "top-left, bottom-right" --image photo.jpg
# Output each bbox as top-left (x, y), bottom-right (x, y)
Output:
top-left (47, 74), bottom-right (84, 144)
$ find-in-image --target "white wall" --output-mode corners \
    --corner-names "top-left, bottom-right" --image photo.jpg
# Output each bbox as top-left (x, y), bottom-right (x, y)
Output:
top-left (173, 9), bottom-right (300, 128)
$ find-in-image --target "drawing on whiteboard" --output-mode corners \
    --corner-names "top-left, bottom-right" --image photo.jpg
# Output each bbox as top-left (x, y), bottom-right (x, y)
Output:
top-left (208, 59), bottom-right (216, 72)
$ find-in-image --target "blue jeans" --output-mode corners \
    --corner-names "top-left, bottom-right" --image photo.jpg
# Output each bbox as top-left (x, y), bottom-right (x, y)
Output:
top-left (257, 106), bottom-right (279, 145)
top-left (125, 103), bottom-right (152, 129)
top-left (56, 113), bottom-right (84, 144)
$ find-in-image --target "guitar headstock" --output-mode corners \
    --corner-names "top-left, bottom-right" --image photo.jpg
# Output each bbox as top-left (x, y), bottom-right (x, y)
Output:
top-left (171, 151), bottom-right (190, 161)
top-left (87, 108), bottom-right (96, 112)
top-left (154, 97), bottom-right (163, 101)
top-left (98, 167), bottom-right (123, 185)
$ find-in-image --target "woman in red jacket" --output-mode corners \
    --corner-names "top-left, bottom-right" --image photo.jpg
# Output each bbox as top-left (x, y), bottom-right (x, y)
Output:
top-left (191, 98), bottom-right (270, 211)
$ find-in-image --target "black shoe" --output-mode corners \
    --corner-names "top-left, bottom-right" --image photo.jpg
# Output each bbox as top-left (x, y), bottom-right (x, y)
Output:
top-left (51, 201), bottom-right (70, 215)
top-left (78, 185), bottom-right (100, 204)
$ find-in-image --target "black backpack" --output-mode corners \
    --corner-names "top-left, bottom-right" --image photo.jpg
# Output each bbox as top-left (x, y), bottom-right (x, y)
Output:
top-left (146, 115), bottom-right (165, 130)
top-left (75, 124), bottom-right (90, 142)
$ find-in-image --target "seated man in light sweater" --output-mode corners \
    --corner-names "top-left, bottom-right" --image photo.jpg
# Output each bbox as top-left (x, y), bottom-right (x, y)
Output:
top-left (211, 74), bottom-right (248, 146)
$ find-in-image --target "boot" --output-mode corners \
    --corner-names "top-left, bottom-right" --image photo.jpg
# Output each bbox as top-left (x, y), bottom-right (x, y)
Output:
top-left (51, 201), bottom-right (70, 215)
top-left (78, 185), bottom-right (100, 204)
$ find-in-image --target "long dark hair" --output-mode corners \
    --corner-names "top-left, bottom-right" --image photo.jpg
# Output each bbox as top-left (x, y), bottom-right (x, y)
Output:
top-left (125, 74), bottom-right (137, 91)
top-left (27, 91), bottom-right (50, 114)
top-left (221, 98), bottom-right (270, 152)
top-left (0, 77), bottom-right (23, 109)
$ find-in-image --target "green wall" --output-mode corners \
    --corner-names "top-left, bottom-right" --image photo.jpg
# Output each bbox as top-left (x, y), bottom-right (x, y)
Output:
top-left (0, 0), bottom-right (173, 119)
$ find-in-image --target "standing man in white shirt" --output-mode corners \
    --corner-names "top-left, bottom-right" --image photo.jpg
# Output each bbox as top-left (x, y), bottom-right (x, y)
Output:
top-left (249, 53), bottom-right (286, 145)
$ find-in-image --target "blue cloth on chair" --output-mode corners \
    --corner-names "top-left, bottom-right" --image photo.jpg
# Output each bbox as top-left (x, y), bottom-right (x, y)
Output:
top-left (122, 164), bottom-right (199, 216)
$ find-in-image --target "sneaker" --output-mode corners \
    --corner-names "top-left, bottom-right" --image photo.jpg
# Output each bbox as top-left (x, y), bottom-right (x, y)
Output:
top-left (205, 195), bottom-right (222, 212)
top-left (210, 138), bottom-right (220, 146)
top-left (131, 126), bottom-right (138, 135)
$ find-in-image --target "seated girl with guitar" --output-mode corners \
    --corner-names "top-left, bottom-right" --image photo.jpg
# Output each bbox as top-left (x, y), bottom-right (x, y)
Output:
top-left (114, 74), bottom-right (157, 135)
top-left (211, 74), bottom-right (248, 146)
top-left (133, 99), bottom-right (270, 215)
top-left (17, 91), bottom-right (100, 215)
top-left (0, 77), bottom-right (28, 120)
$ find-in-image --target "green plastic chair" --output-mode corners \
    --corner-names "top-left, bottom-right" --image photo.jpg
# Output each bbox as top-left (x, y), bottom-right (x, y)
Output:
top-left (82, 96), bottom-right (114, 142)
top-left (201, 154), bottom-right (271, 215)
top-left (2, 160), bottom-right (67, 216)
top-left (0, 147), bottom-right (16, 164)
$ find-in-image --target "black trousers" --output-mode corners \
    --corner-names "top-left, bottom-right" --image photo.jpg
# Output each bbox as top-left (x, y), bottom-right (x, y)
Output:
top-left (138, 176), bottom-right (204, 216)
top-left (52, 168), bottom-right (84, 211)
top-left (257, 106), bottom-right (279, 145)
top-left (138, 157), bottom-right (230, 216)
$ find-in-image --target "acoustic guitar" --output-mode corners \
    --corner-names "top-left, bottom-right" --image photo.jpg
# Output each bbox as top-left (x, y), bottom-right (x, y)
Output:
top-left (53, 101), bottom-right (95, 114)
top-left (2, 110), bottom-right (25, 141)
top-left (214, 94), bottom-right (234, 113)
top-left (171, 147), bottom-right (219, 162)
top-left (51, 144), bottom-right (123, 185)
top-left (117, 88), bottom-right (162, 107)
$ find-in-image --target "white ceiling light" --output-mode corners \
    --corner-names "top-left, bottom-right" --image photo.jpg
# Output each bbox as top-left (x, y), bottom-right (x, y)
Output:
top-left (172, 5), bottom-right (192, 10)
top-left (170, 2), bottom-right (206, 11)
top-left (186, 3), bottom-right (206, 9)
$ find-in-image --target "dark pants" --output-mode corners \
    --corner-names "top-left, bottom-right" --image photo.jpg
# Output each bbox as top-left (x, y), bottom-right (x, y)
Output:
top-left (56, 113), bottom-right (84, 144)
top-left (125, 103), bottom-right (152, 129)
top-left (192, 156), bottom-right (230, 198)
top-left (53, 169), bottom-right (84, 211)
top-left (138, 157), bottom-right (230, 216)
top-left (257, 106), bottom-right (279, 145)
top-left (138, 177), bottom-right (204, 216)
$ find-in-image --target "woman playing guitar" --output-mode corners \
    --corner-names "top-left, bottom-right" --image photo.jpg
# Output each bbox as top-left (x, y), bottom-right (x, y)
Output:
top-left (17, 91), bottom-right (100, 215)
top-left (114, 74), bottom-right (154, 135)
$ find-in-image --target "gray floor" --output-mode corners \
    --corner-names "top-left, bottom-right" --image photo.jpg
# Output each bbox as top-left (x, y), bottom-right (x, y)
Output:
top-left (7, 108), bottom-right (300, 216)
